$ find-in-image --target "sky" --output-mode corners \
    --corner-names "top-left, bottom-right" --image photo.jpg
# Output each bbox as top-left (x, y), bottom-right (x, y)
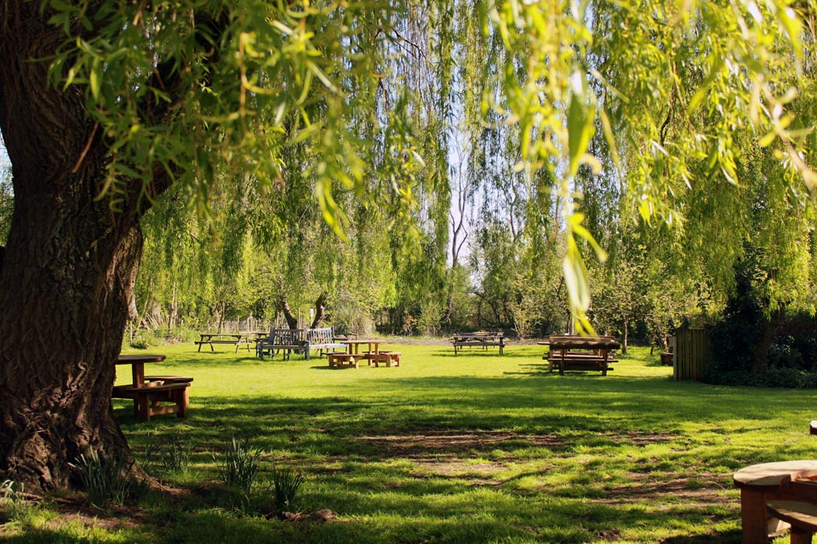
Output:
top-left (0, 140), bottom-right (8, 171)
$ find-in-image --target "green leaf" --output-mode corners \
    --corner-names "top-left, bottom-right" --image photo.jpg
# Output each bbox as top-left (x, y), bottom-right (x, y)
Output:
top-left (89, 60), bottom-right (101, 100)
top-left (567, 74), bottom-right (595, 178)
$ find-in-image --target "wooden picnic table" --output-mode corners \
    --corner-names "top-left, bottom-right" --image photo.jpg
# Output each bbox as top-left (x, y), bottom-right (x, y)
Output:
top-left (540, 335), bottom-right (619, 375)
top-left (195, 332), bottom-right (256, 353)
top-left (113, 354), bottom-right (193, 422)
top-left (451, 332), bottom-right (505, 355)
top-left (331, 339), bottom-right (401, 368)
top-left (342, 339), bottom-right (383, 356)
top-left (733, 460), bottom-right (817, 544)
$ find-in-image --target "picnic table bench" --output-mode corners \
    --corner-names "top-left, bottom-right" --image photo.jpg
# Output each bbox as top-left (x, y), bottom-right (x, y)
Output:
top-left (451, 331), bottom-right (505, 355)
top-left (195, 332), bottom-right (256, 353)
top-left (541, 335), bottom-right (619, 376)
top-left (734, 460), bottom-right (817, 544)
top-left (112, 354), bottom-right (194, 422)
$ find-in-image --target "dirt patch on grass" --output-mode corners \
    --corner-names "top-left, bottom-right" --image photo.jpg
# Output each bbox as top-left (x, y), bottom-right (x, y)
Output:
top-left (592, 472), bottom-right (731, 508)
top-left (409, 461), bottom-right (506, 485)
top-left (357, 430), bottom-right (567, 458)
top-left (357, 429), bottom-right (676, 458)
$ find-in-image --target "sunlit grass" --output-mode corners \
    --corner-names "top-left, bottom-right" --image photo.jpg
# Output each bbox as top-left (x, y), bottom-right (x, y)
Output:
top-left (4, 341), bottom-right (817, 543)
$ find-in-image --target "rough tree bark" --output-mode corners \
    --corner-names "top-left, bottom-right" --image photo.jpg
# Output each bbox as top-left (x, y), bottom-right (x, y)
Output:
top-left (0, 1), bottom-right (172, 492)
top-left (310, 292), bottom-right (328, 329)
top-left (278, 294), bottom-right (299, 330)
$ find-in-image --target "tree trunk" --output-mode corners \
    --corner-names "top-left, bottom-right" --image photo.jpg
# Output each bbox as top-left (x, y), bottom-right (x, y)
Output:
top-left (751, 310), bottom-right (782, 374)
top-left (279, 296), bottom-right (299, 330)
top-left (622, 318), bottom-right (629, 355)
top-left (310, 292), bottom-right (327, 329)
top-left (0, 3), bottom-right (163, 493)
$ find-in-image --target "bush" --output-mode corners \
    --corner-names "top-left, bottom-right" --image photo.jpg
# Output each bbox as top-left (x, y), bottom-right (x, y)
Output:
top-left (704, 367), bottom-right (817, 389)
top-left (129, 332), bottom-right (151, 350)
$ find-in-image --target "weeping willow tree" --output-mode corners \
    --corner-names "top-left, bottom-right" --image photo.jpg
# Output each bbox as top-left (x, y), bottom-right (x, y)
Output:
top-left (1, 0), bottom-right (816, 493)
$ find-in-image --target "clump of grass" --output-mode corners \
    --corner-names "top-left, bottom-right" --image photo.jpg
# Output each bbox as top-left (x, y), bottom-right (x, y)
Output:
top-left (272, 466), bottom-right (304, 511)
top-left (0, 480), bottom-right (30, 523)
top-left (146, 439), bottom-right (191, 474)
top-left (70, 450), bottom-right (133, 507)
top-left (219, 437), bottom-right (264, 496)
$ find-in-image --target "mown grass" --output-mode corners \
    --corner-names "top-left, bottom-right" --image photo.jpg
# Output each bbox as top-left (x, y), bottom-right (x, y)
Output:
top-left (3, 341), bottom-right (816, 543)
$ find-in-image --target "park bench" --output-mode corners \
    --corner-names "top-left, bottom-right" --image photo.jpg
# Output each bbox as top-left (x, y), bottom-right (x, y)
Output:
top-left (303, 327), bottom-right (347, 360)
top-left (256, 328), bottom-right (306, 360)
top-left (766, 500), bottom-right (817, 544)
top-left (451, 331), bottom-right (505, 355)
top-left (255, 327), bottom-right (347, 360)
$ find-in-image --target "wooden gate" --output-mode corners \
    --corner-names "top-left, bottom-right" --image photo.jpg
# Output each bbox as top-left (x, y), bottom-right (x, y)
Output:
top-left (673, 327), bottom-right (710, 381)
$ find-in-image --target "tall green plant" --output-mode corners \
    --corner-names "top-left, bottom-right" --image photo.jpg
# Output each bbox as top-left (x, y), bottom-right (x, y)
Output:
top-left (219, 438), bottom-right (264, 497)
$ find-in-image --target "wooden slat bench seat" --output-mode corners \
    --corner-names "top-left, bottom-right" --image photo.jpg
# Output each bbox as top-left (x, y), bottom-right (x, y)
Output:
top-left (368, 350), bottom-right (401, 367)
top-left (766, 500), bottom-right (817, 544)
top-left (255, 327), bottom-right (347, 360)
top-left (255, 329), bottom-right (305, 360)
top-left (328, 352), bottom-right (358, 369)
top-left (112, 381), bottom-right (191, 422)
top-left (547, 357), bottom-right (617, 373)
top-left (304, 328), bottom-right (347, 360)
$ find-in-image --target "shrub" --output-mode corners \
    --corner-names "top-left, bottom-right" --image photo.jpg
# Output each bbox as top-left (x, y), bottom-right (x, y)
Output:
top-left (129, 332), bottom-right (151, 350)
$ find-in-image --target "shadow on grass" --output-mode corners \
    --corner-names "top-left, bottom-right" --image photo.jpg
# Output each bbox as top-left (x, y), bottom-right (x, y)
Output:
top-left (659, 529), bottom-right (742, 544)
top-left (103, 359), bottom-right (817, 544)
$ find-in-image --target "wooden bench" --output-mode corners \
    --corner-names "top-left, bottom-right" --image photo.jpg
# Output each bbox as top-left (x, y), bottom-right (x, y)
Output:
top-left (368, 351), bottom-right (401, 367)
top-left (547, 356), bottom-right (617, 373)
top-left (766, 500), bottom-right (817, 544)
top-left (328, 352), bottom-right (358, 369)
top-left (451, 332), bottom-right (505, 355)
top-left (304, 327), bottom-right (347, 360)
top-left (256, 328), bottom-right (306, 360)
top-left (112, 378), bottom-right (192, 422)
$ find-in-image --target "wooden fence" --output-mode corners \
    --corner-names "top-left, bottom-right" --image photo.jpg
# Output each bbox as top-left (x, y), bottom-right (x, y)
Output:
top-left (673, 327), bottom-right (710, 381)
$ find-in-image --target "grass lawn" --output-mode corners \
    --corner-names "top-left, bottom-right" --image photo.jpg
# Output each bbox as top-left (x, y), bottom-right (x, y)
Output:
top-left (3, 341), bottom-right (817, 544)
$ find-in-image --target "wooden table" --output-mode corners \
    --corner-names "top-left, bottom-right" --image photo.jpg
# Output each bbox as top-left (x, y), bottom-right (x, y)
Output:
top-left (113, 354), bottom-right (192, 422)
top-left (733, 460), bottom-right (817, 544)
top-left (451, 332), bottom-right (505, 355)
top-left (342, 339), bottom-right (383, 356)
top-left (116, 353), bottom-right (166, 387)
top-left (195, 333), bottom-right (254, 353)
top-left (541, 335), bottom-right (619, 376)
